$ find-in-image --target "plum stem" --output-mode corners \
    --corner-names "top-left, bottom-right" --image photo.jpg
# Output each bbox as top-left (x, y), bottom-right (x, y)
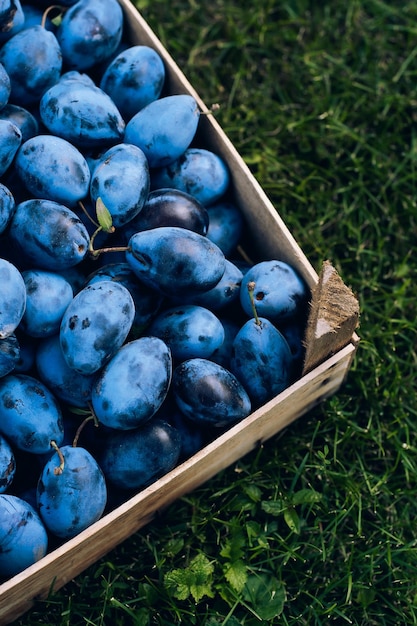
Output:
top-left (88, 226), bottom-right (130, 259)
top-left (200, 103), bottom-right (220, 115)
top-left (72, 410), bottom-right (99, 448)
top-left (41, 5), bottom-right (66, 29)
top-left (247, 281), bottom-right (261, 326)
top-left (50, 440), bottom-right (65, 475)
top-left (78, 200), bottom-right (99, 228)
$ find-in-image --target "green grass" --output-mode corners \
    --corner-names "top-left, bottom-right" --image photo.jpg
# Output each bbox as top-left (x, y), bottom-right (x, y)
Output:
top-left (14, 0), bottom-right (417, 624)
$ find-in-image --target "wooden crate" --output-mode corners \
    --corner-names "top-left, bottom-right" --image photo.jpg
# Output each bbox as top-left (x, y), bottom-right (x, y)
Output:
top-left (0, 1), bottom-right (359, 623)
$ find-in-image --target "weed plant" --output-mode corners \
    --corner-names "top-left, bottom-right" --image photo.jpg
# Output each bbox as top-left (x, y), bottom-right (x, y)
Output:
top-left (14, 0), bottom-right (417, 624)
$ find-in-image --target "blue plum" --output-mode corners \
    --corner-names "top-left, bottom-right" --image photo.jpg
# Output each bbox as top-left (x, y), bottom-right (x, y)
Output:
top-left (166, 408), bottom-right (208, 461)
top-left (85, 262), bottom-right (164, 333)
top-left (0, 332), bottom-right (19, 377)
top-left (0, 103), bottom-right (38, 142)
top-left (8, 199), bottom-right (90, 271)
top-left (56, 0), bottom-right (124, 71)
top-left (89, 143), bottom-right (150, 228)
top-left (40, 74), bottom-right (125, 149)
top-left (0, 433), bottom-right (15, 492)
top-left (12, 331), bottom-right (36, 373)
top-left (0, 62), bottom-right (10, 109)
top-left (240, 260), bottom-right (309, 322)
top-left (92, 336), bottom-right (172, 430)
top-left (37, 444), bottom-right (107, 539)
top-left (100, 45), bottom-right (165, 120)
top-left (155, 393), bottom-right (209, 461)
top-left (98, 418), bottom-right (181, 490)
top-left (0, 182), bottom-right (15, 234)
top-left (0, 1), bottom-right (24, 37)
top-left (172, 358), bottom-right (252, 428)
top-left (181, 259), bottom-right (243, 311)
top-left (0, 0), bottom-right (24, 43)
top-left (121, 188), bottom-right (209, 239)
top-left (0, 494), bottom-right (48, 579)
top-left (0, 119), bottom-right (21, 176)
top-left (126, 226), bottom-right (226, 298)
top-left (148, 304), bottom-right (225, 361)
top-left (277, 319), bottom-right (307, 377)
top-left (0, 373), bottom-right (64, 454)
top-left (206, 201), bottom-right (244, 257)
top-left (20, 269), bottom-right (74, 338)
top-left (152, 148), bottom-right (230, 206)
top-left (230, 316), bottom-right (294, 408)
top-left (35, 334), bottom-right (96, 408)
top-left (0, 258), bottom-right (26, 339)
top-left (15, 135), bottom-right (91, 207)
top-left (59, 280), bottom-right (135, 374)
top-left (124, 94), bottom-right (200, 168)
top-left (0, 24), bottom-right (62, 106)
top-left (209, 317), bottom-right (241, 369)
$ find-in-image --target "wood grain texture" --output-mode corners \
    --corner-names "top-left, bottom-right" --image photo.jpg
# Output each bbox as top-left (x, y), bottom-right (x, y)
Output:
top-left (303, 260), bottom-right (360, 375)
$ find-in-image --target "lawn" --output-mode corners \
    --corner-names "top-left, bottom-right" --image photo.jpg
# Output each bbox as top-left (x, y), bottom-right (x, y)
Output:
top-left (14, 0), bottom-right (417, 624)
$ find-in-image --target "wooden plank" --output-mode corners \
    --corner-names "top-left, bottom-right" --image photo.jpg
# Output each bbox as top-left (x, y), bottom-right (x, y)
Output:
top-left (0, 343), bottom-right (356, 625)
top-left (303, 260), bottom-right (360, 374)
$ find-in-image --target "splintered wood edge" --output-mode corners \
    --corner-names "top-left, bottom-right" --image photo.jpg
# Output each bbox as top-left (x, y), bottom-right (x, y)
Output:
top-left (302, 260), bottom-right (360, 375)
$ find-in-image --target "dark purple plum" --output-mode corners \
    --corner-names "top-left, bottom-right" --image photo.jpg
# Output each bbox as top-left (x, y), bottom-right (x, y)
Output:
top-left (172, 358), bottom-right (251, 428)
top-left (0, 1), bottom-right (24, 38)
top-left (209, 317), bottom-right (241, 369)
top-left (121, 188), bottom-right (209, 240)
top-left (98, 418), bottom-right (181, 490)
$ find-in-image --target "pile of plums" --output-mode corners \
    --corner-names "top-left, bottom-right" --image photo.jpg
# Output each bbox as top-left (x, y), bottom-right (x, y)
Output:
top-left (0, 0), bottom-right (309, 580)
